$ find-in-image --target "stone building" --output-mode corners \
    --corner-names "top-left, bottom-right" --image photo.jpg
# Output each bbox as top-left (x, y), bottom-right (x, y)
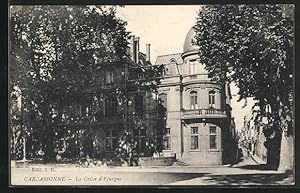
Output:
top-left (154, 27), bottom-right (236, 166)
top-left (54, 34), bottom-right (163, 160)
top-left (28, 28), bottom-right (237, 166)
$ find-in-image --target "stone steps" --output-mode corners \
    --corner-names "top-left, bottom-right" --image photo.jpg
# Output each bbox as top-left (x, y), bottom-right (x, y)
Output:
top-left (173, 159), bottom-right (189, 166)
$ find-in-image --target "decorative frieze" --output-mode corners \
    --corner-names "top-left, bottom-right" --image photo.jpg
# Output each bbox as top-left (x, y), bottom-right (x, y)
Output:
top-left (158, 87), bottom-right (171, 92)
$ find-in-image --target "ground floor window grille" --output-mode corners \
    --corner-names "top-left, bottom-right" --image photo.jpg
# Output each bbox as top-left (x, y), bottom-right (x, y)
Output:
top-left (191, 127), bottom-right (199, 149)
top-left (209, 126), bottom-right (217, 149)
top-left (133, 127), bottom-right (147, 151)
top-left (163, 128), bottom-right (171, 150)
top-left (105, 129), bottom-right (118, 150)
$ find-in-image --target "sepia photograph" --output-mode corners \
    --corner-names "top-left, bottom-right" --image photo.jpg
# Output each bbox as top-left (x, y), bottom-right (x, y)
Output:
top-left (9, 4), bottom-right (295, 186)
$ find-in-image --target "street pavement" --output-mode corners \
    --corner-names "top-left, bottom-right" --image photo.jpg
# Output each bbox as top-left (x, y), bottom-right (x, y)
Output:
top-left (10, 150), bottom-right (294, 186)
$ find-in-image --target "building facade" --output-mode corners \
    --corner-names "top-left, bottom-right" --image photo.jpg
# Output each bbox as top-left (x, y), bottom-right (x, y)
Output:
top-left (55, 27), bottom-right (237, 166)
top-left (155, 28), bottom-right (236, 166)
top-left (54, 34), bottom-right (163, 160)
top-left (15, 27), bottom-right (237, 166)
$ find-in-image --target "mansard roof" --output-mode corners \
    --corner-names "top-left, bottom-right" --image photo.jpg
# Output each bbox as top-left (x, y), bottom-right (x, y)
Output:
top-left (154, 53), bottom-right (183, 65)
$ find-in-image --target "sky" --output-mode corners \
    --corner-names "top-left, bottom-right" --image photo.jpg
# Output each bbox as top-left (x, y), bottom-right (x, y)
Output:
top-left (117, 5), bottom-right (201, 64)
top-left (116, 5), bottom-right (254, 130)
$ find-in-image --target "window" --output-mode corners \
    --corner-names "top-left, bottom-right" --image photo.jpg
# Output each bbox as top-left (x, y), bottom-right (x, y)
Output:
top-left (162, 66), bottom-right (169, 76)
top-left (209, 126), bottom-right (217, 149)
top-left (199, 63), bottom-right (205, 74)
top-left (163, 128), bottom-right (171, 150)
top-left (133, 127), bottom-right (147, 151)
top-left (189, 59), bottom-right (197, 74)
top-left (128, 69), bottom-right (136, 80)
top-left (106, 69), bottom-right (114, 84)
top-left (209, 90), bottom-right (216, 108)
top-left (64, 105), bottom-right (81, 120)
top-left (158, 93), bottom-right (167, 110)
top-left (134, 95), bottom-right (143, 114)
top-left (105, 97), bottom-right (117, 116)
top-left (105, 129), bottom-right (118, 150)
top-left (190, 91), bottom-right (198, 109)
top-left (191, 127), bottom-right (199, 150)
top-left (80, 104), bottom-right (89, 117)
top-left (73, 105), bottom-right (82, 118)
top-left (138, 73), bottom-right (144, 80)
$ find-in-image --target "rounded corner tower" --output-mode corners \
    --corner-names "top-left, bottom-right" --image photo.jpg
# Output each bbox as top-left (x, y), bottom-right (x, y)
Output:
top-left (156, 25), bottom-right (235, 167)
top-left (170, 26), bottom-right (232, 166)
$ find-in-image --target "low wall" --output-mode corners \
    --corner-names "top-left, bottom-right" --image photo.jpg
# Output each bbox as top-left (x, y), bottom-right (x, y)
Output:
top-left (182, 151), bottom-right (222, 166)
top-left (11, 160), bottom-right (32, 168)
top-left (138, 156), bottom-right (176, 166)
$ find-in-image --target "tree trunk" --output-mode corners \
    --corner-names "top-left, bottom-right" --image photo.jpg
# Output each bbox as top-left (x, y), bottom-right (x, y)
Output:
top-left (264, 100), bottom-right (284, 170)
top-left (264, 107), bottom-right (282, 170)
top-left (278, 132), bottom-right (294, 172)
top-left (44, 123), bottom-right (56, 162)
top-left (43, 106), bottom-right (56, 163)
top-left (266, 130), bottom-right (281, 170)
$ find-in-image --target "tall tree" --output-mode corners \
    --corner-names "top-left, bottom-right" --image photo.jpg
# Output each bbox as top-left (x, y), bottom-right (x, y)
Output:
top-left (194, 5), bottom-right (294, 170)
top-left (10, 5), bottom-right (163, 162)
top-left (10, 5), bottom-right (131, 161)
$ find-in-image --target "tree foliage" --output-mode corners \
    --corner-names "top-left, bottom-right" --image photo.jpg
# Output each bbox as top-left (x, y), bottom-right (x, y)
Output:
top-left (10, 5), bottom-right (131, 161)
top-left (10, 5), bottom-right (164, 162)
top-left (194, 4), bottom-right (294, 169)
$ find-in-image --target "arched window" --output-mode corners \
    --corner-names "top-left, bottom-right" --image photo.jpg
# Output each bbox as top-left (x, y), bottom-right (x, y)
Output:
top-left (105, 97), bottom-right (117, 116)
top-left (190, 91), bottom-right (198, 109)
top-left (209, 90), bottom-right (216, 108)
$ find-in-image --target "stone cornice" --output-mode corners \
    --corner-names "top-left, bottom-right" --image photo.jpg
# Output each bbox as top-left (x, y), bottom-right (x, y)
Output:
top-left (181, 50), bottom-right (199, 59)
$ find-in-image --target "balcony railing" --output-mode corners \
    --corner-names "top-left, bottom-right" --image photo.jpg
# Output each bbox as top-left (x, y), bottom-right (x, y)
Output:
top-left (182, 108), bottom-right (227, 119)
top-left (190, 75), bottom-right (198, 79)
top-left (186, 74), bottom-right (209, 80)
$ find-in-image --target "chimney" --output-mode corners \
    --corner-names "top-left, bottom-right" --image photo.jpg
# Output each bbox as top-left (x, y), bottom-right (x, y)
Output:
top-left (146, 44), bottom-right (151, 62)
top-left (135, 37), bottom-right (140, 63)
top-left (130, 35), bottom-right (135, 62)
